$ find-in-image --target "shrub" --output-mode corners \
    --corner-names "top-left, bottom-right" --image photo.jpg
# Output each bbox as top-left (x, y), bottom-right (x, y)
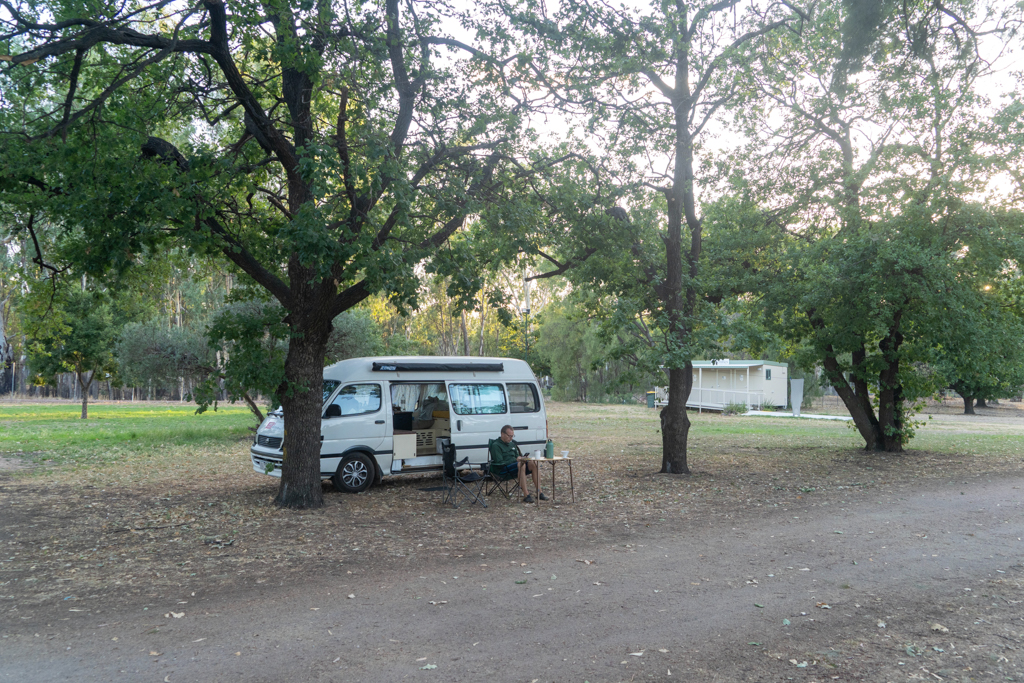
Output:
top-left (722, 401), bottom-right (749, 415)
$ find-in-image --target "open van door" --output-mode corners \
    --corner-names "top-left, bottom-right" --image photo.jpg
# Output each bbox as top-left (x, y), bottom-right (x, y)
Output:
top-left (505, 382), bottom-right (546, 452)
top-left (447, 382), bottom-right (510, 464)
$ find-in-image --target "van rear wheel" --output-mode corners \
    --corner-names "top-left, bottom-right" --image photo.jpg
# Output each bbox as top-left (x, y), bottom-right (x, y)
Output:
top-left (333, 453), bottom-right (374, 493)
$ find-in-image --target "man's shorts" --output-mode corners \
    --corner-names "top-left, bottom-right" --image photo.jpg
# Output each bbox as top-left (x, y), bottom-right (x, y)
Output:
top-left (493, 461), bottom-right (531, 479)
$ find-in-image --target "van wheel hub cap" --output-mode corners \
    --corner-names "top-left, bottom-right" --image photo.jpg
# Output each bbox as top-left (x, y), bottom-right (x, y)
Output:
top-left (342, 460), bottom-right (368, 488)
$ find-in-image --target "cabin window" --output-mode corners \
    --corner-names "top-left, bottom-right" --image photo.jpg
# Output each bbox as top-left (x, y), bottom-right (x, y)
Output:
top-left (390, 383), bottom-right (447, 414)
top-left (322, 379), bottom-right (341, 404)
top-left (507, 383), bottom-right (540, 413)
top-left (450, 384), bottom-right (508, 415)
top-left (765, 369), bottom-right (772, 380)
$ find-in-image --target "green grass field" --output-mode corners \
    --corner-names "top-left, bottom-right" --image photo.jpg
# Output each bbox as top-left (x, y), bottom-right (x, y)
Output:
top-left (0, 402), bottom-right (256, 469)
top-left (0, 400), bottom-right (1019, 485)
top-left (551, 402), bottom-right (1023, 462)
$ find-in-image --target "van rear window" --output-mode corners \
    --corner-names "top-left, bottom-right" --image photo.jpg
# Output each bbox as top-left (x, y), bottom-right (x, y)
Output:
top-left (508, 383), bottom-right (540, 413)
top-left (449, 384), bottom-right (507, 415)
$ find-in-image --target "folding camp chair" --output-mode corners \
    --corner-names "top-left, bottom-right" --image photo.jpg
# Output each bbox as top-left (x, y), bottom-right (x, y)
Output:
top-left (484, 439), bottom-right (523, 500)
top-left (440, 441), bottom-right (487, 509)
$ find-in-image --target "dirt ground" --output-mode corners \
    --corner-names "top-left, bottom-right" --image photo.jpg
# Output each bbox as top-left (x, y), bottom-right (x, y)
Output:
top-left (1, 404), bottom-right (1022, 682)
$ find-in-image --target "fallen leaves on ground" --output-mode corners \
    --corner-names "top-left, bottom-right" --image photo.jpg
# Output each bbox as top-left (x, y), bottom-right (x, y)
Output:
top-left (1, 400), bottom-right (1021, 617)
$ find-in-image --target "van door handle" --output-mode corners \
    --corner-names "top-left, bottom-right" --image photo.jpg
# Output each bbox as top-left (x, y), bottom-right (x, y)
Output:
top-left (513, 426), bottom-right (528, 430)
top-left (457, 420), bottom-right (462, 431)
top-left (375, 420), bottom-right (385, 424)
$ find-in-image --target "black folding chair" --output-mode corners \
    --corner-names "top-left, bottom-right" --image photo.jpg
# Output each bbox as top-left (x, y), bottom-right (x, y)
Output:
top-left (441, 441), bottom-right (487, 509)
top-left (484, 439), bottom-right (523, 500)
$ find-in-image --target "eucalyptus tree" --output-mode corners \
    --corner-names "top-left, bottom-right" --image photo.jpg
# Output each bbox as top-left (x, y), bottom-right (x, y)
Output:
top-left (733, 0), bottom-right (1024, 451)
top-left (485, 0), bottom-right (798, 473)
top-left (0, 0), bottom-right (539, 507)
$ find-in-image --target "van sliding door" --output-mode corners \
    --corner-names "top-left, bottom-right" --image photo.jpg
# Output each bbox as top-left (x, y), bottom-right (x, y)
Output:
top-left (506, 382), bottom-right (545, 452)
top-left (447, 383), bottom-right (508, 465)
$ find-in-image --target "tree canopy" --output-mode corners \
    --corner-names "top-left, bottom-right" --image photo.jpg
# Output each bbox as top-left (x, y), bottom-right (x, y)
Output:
top-left (0, 0), bottom-right (555, 507)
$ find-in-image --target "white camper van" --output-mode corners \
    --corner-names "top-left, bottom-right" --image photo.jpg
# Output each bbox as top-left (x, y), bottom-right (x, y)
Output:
top-left (250, 357), bottom-right (548, 492)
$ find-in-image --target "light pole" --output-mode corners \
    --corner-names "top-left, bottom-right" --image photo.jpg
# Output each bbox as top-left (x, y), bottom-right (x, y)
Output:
top-left (522, 278), bottom-right (531, 368)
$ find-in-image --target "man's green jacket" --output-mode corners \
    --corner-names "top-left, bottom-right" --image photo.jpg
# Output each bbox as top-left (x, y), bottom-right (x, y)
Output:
top-left (488, 438), bottom-right (522, 468)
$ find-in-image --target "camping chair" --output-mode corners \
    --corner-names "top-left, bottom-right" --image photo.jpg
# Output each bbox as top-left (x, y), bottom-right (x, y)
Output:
top-left (440, 441), bottom-right (487, 509)
top-left (484, 439), bottom-right (523, 500)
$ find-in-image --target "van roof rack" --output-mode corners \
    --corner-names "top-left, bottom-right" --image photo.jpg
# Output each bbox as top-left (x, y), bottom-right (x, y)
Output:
top-left (371, 361), bottom-right (504, 372)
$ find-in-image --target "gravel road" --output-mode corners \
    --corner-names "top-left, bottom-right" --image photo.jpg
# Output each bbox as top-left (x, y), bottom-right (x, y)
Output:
top-left (3, 474), bottom-right (1022, 682)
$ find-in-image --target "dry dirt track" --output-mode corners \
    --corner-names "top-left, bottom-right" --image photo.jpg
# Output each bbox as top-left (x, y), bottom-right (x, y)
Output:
top-left (2, 473), bottom-right (1022, 682)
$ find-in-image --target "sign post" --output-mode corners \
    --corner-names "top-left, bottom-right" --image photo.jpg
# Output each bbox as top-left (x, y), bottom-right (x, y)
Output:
top-left (790, 379), bottom-right (804, 417)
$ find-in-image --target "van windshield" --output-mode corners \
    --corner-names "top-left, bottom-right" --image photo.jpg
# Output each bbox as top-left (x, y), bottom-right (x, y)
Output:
top-left (323, 379), bottom-right (341, 404)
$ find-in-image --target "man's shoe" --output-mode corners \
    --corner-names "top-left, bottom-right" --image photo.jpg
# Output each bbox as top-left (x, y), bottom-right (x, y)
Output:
top-left (538, 492), bottom-right (549, 501)
top-left (522, 494), bottom-right (535, 503)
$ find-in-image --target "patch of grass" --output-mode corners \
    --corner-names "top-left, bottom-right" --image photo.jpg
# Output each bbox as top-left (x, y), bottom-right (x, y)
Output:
top-left (0, 402), bottom-right (255, 469)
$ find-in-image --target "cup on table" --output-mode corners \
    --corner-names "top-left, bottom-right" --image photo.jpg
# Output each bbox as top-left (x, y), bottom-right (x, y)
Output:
top-left (560, 450), bottom-right (569, 458)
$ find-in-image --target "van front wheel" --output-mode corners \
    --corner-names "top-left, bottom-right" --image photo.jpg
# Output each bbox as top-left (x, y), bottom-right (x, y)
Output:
top-left (333, 453), bottom-right (374, 493)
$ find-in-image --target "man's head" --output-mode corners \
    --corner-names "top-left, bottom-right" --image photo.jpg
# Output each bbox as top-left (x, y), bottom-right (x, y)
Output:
top-left (500, 425), bottom-right (514, 443)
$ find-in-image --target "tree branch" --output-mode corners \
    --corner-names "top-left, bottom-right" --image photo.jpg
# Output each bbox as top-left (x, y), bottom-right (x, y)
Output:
top-left (334, 86), bottom-right (357, 207)
top-left (57, 47), bottom-right (84, 142)
top-left (526, 247), bottom-right (598, 281)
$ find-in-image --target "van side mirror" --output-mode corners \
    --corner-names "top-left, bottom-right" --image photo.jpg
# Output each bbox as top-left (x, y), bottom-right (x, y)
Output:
top-left (325, 404), bottom-right (342, 418)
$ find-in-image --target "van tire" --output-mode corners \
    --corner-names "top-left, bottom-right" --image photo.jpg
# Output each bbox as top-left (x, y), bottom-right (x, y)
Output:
top-left (332, 453), bottom-right (374, 493)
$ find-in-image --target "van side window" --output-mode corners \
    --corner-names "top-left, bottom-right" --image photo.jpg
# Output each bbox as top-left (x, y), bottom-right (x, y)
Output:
top-left (331, 384), bottom-right (382, 416)
top-left (449, 384), bottom-right (507, 415)
top-left (507, 383), bottom-right (540, 413)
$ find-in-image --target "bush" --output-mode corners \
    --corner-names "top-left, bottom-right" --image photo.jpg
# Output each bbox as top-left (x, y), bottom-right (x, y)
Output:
top-left (722, 401), bottom-right (749, 415)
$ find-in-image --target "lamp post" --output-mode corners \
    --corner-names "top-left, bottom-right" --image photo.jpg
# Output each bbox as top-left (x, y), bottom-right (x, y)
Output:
top-left (522, 278), bottom-right (531, 367)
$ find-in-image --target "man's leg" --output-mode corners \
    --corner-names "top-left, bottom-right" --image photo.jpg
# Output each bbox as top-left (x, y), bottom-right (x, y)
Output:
top-left (518, 462), bottom-right (531, 498)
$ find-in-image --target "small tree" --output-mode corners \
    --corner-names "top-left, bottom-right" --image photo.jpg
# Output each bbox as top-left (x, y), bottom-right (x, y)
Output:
top-left (27, 288), bottom-right (117, 418)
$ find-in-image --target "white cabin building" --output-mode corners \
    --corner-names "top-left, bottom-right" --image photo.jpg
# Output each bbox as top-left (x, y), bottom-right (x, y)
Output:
top-left (655, 360), bottom-right (789, 410)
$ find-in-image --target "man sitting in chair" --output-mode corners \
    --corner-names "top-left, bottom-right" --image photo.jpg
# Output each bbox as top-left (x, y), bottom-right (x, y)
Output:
top-left (489, 425), bottom-right (548, 503)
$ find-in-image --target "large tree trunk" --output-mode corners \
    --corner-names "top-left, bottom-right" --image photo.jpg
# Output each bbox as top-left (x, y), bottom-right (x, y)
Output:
top-left (876, 323), bottom-right (905, 452)
top-left (962, 395), bottom-right (975, 414)
top-left (660, 364), bottom-right (692, 473)
top-left (656, 16), bottom-right (700, 476)
top-left (275, 322), bottom-right (331, 509)
top-left (975, 398), bottom-right (987, 408)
